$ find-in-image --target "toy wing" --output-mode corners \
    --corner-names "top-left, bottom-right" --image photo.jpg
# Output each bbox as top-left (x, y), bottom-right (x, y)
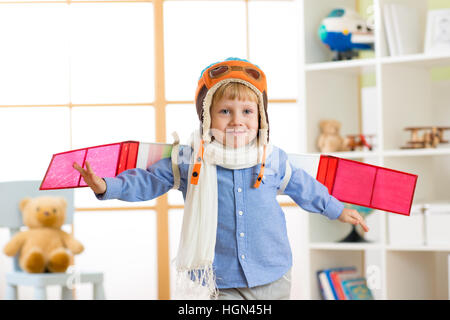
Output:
top-left (288, 154), bottom-right (417, 216)
top-left (40, 141), bottom-right (173, 190)
top-left (351, 33), bottom-right (375, 44)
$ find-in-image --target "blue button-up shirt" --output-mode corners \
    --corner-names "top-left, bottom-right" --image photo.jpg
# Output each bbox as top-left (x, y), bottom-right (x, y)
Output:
top-left (96, 145), bottom-right (343, 289)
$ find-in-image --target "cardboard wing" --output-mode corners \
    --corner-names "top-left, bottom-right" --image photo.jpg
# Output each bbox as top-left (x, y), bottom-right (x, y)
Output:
top-left (287, 154), bottom-right (418, 215)
top-left (40, 141), bottom-right (172, 190)
top-left (315, 155), bottom-right (417, 216)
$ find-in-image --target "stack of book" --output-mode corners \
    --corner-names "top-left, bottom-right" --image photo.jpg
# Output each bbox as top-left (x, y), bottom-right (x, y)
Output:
top-left (317, 267), bottom-right (374, 300)
top-left (383, 3), bottom-right (421, 56)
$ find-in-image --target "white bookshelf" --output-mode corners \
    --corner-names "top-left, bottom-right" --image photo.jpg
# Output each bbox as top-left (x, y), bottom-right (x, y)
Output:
top-left (298, 0), bottom-right (450, 300)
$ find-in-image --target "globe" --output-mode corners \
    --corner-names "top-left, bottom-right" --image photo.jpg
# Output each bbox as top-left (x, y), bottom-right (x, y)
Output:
top-left (338, 203), bottom-right (374, 243)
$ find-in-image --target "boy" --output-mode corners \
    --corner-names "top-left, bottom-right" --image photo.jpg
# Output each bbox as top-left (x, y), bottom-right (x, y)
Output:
top-left (73, 57), bottom-right (368, 300)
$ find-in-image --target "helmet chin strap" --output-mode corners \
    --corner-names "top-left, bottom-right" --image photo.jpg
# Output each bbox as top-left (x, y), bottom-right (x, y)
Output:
top-left (190, 139), bottom-right (204, 185)
top-left (189, 135), bottom-right (267, 189)
top-left (253, 143), bottom-right (267, 189)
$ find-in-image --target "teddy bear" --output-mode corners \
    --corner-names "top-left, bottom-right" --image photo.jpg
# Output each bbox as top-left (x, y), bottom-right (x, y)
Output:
top-left (317, 119), bottom-right (346, 153)
top-left (3, 196), bottom-right (84, 273)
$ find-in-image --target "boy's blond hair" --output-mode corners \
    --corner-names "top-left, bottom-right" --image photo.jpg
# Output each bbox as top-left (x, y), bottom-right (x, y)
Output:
top-left (212, 82), bottom-right (259, 108)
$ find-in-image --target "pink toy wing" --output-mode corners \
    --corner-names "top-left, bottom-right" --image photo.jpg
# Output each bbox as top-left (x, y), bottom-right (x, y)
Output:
top-left (40, 149), bottom-right (87, 190)
top-left (41, 141), bottom-right (173, 190)
top-left (316, 155), bottom-right (418, 215)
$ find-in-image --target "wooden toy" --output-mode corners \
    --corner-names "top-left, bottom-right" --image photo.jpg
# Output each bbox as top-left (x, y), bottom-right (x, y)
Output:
top-left (401, 126), bottom-right (450, 149)
top-left (343, 134), bottom-right (375, 151)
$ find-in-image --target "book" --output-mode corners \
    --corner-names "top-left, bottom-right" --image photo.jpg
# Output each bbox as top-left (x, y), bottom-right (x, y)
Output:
top-left (40, 141), bottom-right (173, 190)
top-left (316, 155), bottom-right (418, 216)
top-left (329, 267), bottom-right (358, 300)
top-left (317, 270), bottom-right (335, 300)
top-left (383, 4), bottom-right (399, 56)
top-left (391, 3), bottom-right (421, 55)
top-left (342, 278), bottom-right (374, 300)
top-left (317, 267), bottom-right (360, 300)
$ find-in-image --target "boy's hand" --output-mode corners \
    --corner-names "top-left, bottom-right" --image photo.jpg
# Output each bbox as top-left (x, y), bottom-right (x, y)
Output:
top-left (72, 161), bottom-right (107, 195)
top-left (338, 208), bottom-right (369, 232)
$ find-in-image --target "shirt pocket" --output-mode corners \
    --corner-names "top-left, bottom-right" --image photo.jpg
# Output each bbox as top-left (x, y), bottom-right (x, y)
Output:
top-left (251, 167), bottom-right (279, 188)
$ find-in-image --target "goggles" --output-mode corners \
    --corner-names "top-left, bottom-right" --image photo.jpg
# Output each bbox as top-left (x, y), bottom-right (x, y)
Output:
top-left (208, 65), bottom-right (262, 81)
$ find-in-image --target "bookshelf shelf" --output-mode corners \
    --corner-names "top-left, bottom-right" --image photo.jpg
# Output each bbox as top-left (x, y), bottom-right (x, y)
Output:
top-left (326, 150), bottom-right (379, 159)
top-left (380, 52), bottom-right (450, 67)
top-left (309, 242), bottom-right (382, 251)
top-left (308, 151), bottom-right (378, 160)
top-left (299, 0), bottom-right (450, 300)
top-left (386, 245), bottom-right (450, 252)
top-left (382, 148), bottom-right (450, 157)
top-left (305, 58), bottom-right (376, 74)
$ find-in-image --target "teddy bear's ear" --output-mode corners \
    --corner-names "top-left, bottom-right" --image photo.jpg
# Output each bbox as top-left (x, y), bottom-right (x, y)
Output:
top-left (19, 197), bottom-right (31, 212)
top-left (334, 120), bottom-right (341, 129)
top-left (319, 120), bottom-right (326, 129)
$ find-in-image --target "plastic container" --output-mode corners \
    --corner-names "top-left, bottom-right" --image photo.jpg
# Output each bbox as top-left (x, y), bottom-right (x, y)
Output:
top-left (424, 202), bottom-right (450, 246)
top-left (388, 204), bottom-right (424, 246)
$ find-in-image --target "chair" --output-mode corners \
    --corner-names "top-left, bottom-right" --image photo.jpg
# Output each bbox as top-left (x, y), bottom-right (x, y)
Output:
top-left (0, 180), bottom-right (105, 300)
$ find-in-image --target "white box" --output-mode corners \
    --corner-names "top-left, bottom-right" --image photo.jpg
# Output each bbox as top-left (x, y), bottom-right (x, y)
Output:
top-left (424, 203), bottom-right (450, 246)
top-left (388, 204), bottom-right (424, 246)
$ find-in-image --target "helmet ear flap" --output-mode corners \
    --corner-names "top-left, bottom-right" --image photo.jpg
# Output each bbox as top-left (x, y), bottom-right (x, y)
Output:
top-left (262, 90), bottom-right (270, 143)
top-left (195, 84), bottom-right (209, 135)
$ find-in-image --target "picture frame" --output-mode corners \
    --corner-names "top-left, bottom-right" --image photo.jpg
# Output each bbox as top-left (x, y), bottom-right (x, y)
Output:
top-left (425, 9), bottom-right (450, 54)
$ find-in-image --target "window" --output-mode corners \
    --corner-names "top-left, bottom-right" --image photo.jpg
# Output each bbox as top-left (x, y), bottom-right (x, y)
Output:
top-left (248, 0), bottom-right (299, 99)
top-left (0, 107), bottom-right (71, 181)
top-left (164, 0), bottom-right (247, 101)
top-left (0, 4), bottom-right (70, 105)
top-left (70, 3), bottom-right (155, 104)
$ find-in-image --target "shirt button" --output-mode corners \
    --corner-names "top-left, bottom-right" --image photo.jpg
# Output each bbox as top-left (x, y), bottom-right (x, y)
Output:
top-left (237, 187), bottom-right (242, 193)
top-left (241, 255), bottom-right (245, 260)
top-left (240, 232), bottom-right (245, 237)
top-left (238, 210), bottom-right (243, 216)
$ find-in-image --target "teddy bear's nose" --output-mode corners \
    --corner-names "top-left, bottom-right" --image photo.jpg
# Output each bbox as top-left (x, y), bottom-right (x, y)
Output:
top-left (44, 211), bottom-right (50, 216)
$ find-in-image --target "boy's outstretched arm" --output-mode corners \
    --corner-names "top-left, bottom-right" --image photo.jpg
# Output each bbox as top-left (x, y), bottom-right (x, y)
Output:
top-left (72, 157), bottom-right (176, 202)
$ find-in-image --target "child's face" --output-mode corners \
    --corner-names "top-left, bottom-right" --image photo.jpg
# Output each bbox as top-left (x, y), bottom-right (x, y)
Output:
top-left (210, 97), bottom-right (259, 148)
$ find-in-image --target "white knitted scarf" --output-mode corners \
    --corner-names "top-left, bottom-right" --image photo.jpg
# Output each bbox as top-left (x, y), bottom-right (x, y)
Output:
top-left (174, 130), bottom-right (272, 300)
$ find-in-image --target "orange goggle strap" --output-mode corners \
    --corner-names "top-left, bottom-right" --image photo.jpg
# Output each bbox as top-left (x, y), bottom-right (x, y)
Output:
top-left (190, 139), bottom-right (205, 185)
top-left (253, 144), bottom-right (268, 189)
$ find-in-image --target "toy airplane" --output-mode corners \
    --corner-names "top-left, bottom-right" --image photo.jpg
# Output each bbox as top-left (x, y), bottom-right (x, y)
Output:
top-left (345, 134), bottom-right (375, 151)
top-left (319, 8), bottom-right (375, 61)
top-left (40, 141), bottom-right (418, 216)
top-left (402, 126), bottom-right (450, 149)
